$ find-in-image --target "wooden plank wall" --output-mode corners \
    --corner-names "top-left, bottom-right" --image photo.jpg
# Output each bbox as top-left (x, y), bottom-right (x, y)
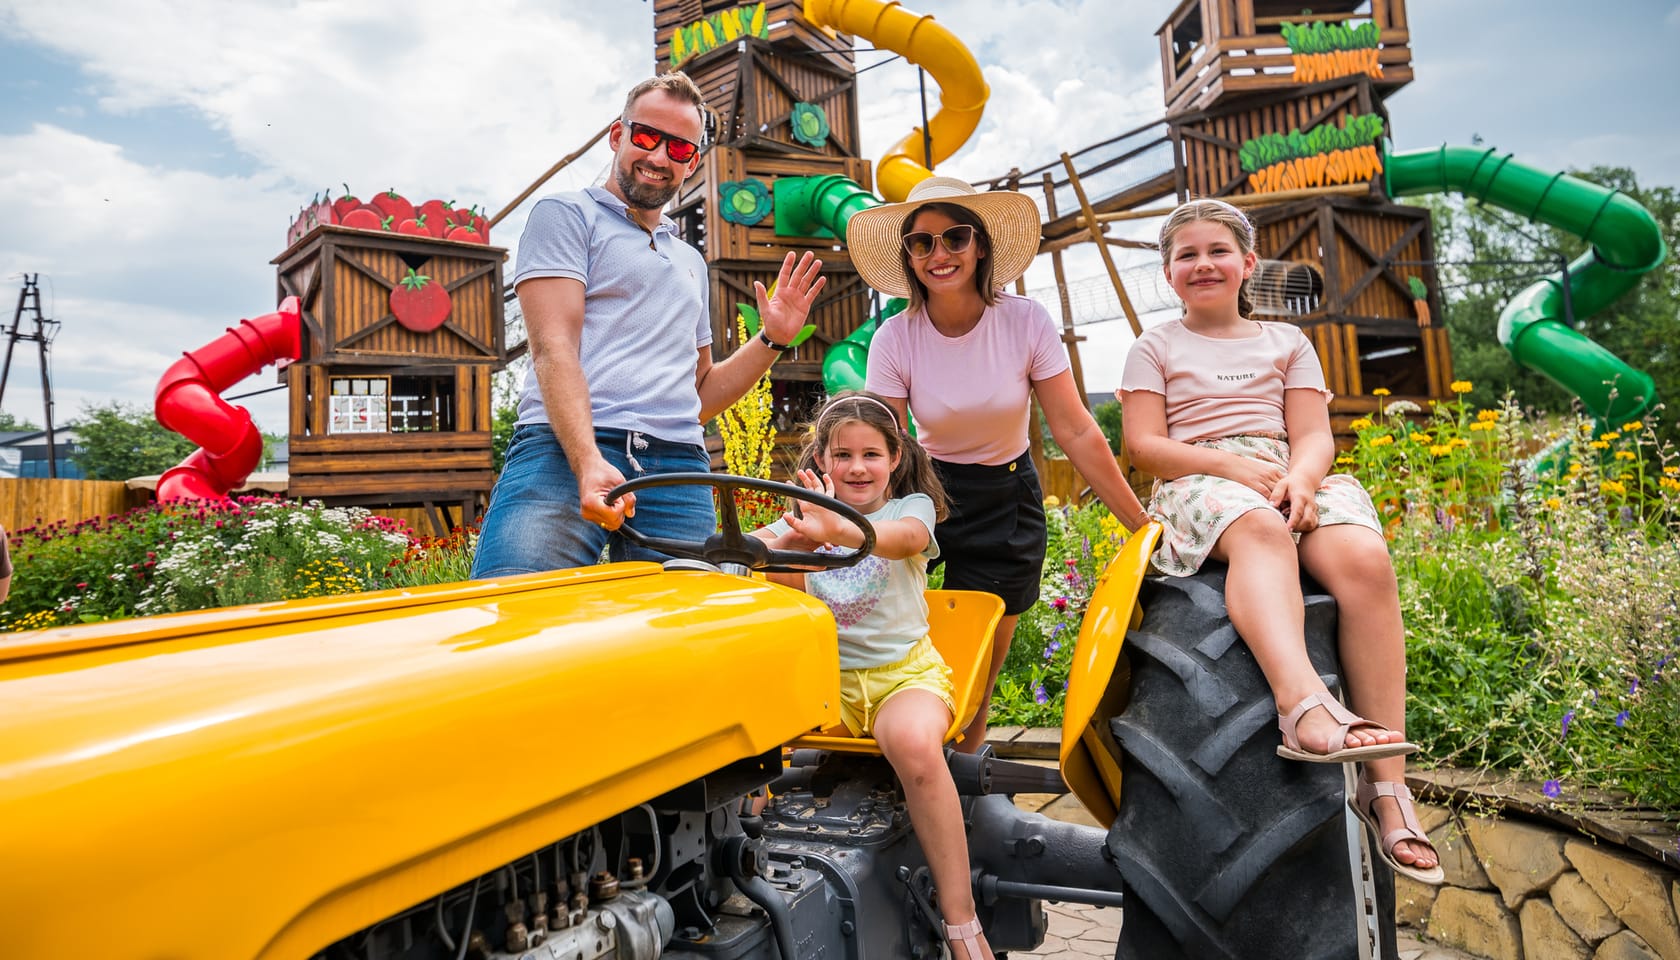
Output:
top-left (1253, 198), bottom-right (1437, 324)
top-left (1157, 0), bottom-right (1413, 115)
top-left (702, 146), bottom-right (872, 264)
top-left (275, 227), bottom-right (505, 367)
top-left (287, 432), bottom-right (493, 500)
top-left (709, 259), bottom-right (870, 379)
top-left (654, 0), bottom-right (855, 75)
top-left (0, 478), bottom-right (150, 532)
top-left (1174, 76), bottom-right (1381, 199)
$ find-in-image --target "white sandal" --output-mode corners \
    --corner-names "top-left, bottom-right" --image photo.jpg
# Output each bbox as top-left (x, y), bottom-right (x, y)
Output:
top-left (943, 916), bottom-right (992, 960)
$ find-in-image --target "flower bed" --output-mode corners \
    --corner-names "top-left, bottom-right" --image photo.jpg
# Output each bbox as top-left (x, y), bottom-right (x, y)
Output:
top-left (995, 386), bottom-right (1680, 815)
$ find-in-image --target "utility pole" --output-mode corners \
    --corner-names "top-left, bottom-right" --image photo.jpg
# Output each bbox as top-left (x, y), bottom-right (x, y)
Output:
top-left (0, 275), bottom-right (61, 477)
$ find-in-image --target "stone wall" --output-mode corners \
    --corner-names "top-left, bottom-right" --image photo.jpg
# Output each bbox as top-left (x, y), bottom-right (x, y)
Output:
top-left (1398, 801), bottom-right (1680, 960)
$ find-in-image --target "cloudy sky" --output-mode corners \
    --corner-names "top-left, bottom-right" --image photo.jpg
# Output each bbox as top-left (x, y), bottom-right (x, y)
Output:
top-left (1, 0), bottom-right (1675, 435)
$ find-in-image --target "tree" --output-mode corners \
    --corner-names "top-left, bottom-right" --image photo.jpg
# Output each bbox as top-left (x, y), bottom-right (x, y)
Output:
top-left (71, 401), bottom-right (198, 481)
top-left (1415, 166), bottom-right (1680, 439)
top-left (1093, 400), bottom-right (1123, 455)
top-left (0, 411), bottom-right (39, 431)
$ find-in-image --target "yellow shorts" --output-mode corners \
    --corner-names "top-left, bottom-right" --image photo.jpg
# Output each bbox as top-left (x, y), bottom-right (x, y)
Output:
top-left (839, 636), bottom-right (956, 737)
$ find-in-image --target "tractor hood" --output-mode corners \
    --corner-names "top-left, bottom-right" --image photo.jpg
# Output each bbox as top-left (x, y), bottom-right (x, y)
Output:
top-left (0, 564), bottom-right (840, 959)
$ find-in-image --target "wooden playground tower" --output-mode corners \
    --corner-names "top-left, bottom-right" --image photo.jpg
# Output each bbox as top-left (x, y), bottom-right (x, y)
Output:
top-left (273, 227), bottom-right (506, 533)
top-left (656, 0), bottom-right (877, 426)
top-left (652, 0), bottom-right (1452, 455)
top-left (1153, 0), bottom-right (1453, 420)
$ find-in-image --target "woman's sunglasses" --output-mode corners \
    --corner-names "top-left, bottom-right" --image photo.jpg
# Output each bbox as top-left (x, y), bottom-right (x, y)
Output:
top-left (625, 120), bottom-right (701, 163)
top-left (902, 224), bottom-right (976, 259)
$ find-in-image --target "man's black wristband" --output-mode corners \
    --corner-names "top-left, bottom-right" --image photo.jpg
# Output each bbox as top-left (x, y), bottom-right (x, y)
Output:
top-left (757, 328), bottom-right (792, 352)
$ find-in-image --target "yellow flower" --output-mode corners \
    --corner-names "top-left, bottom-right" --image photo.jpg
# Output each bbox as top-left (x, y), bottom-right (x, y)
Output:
top-left (1368, 435), bottom-right (1395, 447)
top-left (1662, 477), bottom-right (1680, 493)
top-left (1664, 466), bottom-right (1680, 476)
top-left (1450, 437), bottom-right (1471, 448)
top-left (1599, 432), bottom-right (1620, 442)
top-left (1335, 455), bottom-right (1356, 466)
top-left (1372, 388), bottom-right (1391, 397)
top-left (1429, 444), bottom-right (1453, 457)
top-left (1476, 409), bottom-right (1500, 422)
top-left (1579, 422), bottom-right (1595, 433)
top-left (1043, 496), bottom-right (1061, 508)
top-left (1449, 380), bottom-right (1473, 394)
top-left (1590, 440), bottom-right (1610, 450)
top-left (1409, 432), bottom-right (1432, 443)
top-left (1600, 480), bottom-right (1626, 496)
top-left (1545, 497), bottom-right (1563, 509)
top-left (1469, 421), bottom-right (1496, 432)
top-left (1622, 421), bottom-right (1644, 432)
top-left (1350, 418), bottom-right (1373, 431)
top-left (1614, 450), bottom-right (1636, 461)
top-left (1567, 461), bottom-right (1583, 474)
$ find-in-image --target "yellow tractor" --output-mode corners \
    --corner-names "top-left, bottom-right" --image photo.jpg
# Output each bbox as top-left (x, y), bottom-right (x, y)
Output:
top-left (0, 474), bottom-right (1391, 959)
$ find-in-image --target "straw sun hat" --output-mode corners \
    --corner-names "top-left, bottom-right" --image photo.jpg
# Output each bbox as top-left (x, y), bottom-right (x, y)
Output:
top-left (846, 176), bottom-right (1041, 299)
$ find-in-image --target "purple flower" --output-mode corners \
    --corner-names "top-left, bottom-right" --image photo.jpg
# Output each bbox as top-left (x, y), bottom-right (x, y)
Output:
top-left (1543, 779), bottom-right (1562, 798)
top-left (1629, 679), bottom-right (1639, 695)
top-left (1033, 685), bottom-right (1049, 705)
top-left (1615, 711), bottom-right (1630, 728)
top-left (1561, 710), bottom-right (1576, 739)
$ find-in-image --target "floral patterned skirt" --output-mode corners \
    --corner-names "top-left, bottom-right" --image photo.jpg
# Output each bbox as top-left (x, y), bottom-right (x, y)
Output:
top-left (1147, 435), bottom-right (1382, 577)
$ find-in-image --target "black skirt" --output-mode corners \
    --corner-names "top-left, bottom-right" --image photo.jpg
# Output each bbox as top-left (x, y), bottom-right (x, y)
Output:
top-left (929, 451), bottom-right (1047, 616)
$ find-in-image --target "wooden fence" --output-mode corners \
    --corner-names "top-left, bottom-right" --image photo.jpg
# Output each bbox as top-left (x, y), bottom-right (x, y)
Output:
top-left (0, 478), bottom-right (150, 533)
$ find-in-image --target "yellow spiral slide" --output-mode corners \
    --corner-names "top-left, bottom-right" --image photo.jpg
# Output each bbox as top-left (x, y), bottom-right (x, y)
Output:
top-left (803, 0), bottom-right (988, 201)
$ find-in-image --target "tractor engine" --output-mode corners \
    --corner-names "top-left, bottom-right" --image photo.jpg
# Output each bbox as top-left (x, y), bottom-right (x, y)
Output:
top-left (315, 748), bottom-right (1110, 960)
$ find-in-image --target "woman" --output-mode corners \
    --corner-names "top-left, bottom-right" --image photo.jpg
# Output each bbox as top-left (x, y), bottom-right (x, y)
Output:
top-left (848, 176), bottom-right (1150, 753)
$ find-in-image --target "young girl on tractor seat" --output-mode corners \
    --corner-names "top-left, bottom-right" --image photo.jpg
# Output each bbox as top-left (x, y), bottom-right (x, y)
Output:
top-left (752, 390), bottom-right (996, 960)
top-left (1118, 199), bottom-right (1443, 885)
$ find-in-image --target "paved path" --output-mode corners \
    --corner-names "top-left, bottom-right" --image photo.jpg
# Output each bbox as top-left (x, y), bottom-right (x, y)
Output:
top-left (1005, 777), bottom-right (1481, 959)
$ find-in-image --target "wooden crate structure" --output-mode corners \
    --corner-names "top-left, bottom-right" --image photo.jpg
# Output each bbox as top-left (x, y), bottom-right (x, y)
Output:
top-left (655, 0), bottom-right (880, 429)
top-left (272, 226), bottom-right (506, 531)
top-left (1156, 0), bottom-right (1412, 117)
top-left (1169, 74), bottom-right (1388, 200)
top-left (1252, 196), bottom-right (1450, 403)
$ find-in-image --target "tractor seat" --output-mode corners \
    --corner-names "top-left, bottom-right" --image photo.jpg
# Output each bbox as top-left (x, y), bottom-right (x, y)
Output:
top-left (790, 590), bottom-right (1004, 755)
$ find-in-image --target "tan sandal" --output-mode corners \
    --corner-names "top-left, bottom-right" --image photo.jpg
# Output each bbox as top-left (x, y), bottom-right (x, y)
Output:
top-left (1276, 692), bottom-right (1418, 763)
top-left (943, 916), bottom-right (993, 960)
top-left (1352, 777), bottom-right (1445, 884)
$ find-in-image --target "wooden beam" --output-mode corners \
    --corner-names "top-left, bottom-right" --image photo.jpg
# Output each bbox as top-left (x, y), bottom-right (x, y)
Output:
top-left (491, 121), bottom-right (612, 228)
top-left (1041, 172), bottom-right (1088, 409)
top-left (1074, 183), bottom-right (1372, 227)
top-left (1062, 153), bottom-right (1143, 338)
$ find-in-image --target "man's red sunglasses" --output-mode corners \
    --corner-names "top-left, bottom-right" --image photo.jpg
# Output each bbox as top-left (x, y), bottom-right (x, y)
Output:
top-left (625, 120), bottom-right (701, 163)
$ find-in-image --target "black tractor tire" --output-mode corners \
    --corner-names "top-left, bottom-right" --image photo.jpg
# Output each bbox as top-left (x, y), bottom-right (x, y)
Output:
top-left (1106, 563), bottom-right (1397, 960)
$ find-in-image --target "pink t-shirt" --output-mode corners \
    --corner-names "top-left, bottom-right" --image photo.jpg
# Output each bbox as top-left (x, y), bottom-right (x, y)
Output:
top-left (1120, 319), bottom-right (1331, 443)
top-left (866, 293), bottom-right (1070, 465)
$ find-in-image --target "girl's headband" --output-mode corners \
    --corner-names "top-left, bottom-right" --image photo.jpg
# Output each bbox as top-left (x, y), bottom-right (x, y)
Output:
top-left (1165, 197), bottom-right (1255, 243)
top-left (819, 395), bottom-right (901, 432)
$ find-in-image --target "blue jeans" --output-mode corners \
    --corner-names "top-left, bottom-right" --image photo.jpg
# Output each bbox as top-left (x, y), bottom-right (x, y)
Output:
top-left (471, 423), bottom-right (715, 576)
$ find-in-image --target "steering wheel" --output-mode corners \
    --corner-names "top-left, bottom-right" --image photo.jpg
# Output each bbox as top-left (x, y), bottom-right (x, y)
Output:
top-left (606, 472), bottom-right (876, 573)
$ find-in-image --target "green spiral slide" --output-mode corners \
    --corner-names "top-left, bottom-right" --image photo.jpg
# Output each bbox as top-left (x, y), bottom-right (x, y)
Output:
top-left (772, 173), bottom-right (902, 395)
top-left (1384, 146), bottom-right (1669, 425)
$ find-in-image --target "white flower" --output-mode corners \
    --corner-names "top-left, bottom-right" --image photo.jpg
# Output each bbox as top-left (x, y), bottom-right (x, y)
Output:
top-left (1383, 400), bottom-right (1422, 415)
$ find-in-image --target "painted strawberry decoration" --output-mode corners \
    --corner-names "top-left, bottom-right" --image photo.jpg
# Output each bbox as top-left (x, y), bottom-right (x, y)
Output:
top-left (389, 268), bottom-right (451, 332)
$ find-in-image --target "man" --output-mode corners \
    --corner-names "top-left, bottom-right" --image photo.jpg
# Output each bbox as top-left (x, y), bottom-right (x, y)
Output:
top-left (472, 72), bottom-right (826, 576)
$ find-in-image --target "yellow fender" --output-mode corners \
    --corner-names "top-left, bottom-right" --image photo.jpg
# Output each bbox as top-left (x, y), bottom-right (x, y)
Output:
top-left (802, 0), bottom-right (988, 201)
top-left (1058, 522), bottom-right (1163, 826)
top-left (0, 566), bottom-right (839, 960)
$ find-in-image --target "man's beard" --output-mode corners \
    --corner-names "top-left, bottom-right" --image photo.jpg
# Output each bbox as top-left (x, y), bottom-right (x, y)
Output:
top-left (616, 162), bottom-right (681, 211)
